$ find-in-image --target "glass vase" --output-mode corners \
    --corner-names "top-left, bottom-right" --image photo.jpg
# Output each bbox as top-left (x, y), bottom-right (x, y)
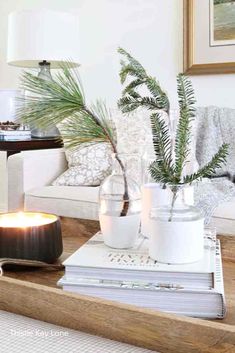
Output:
top-left (149, 185), bottom-right (204, 264)
top-left (99, 153), bottom-right (141, 249)
top-left (31, 61), bottom-right (60, 138)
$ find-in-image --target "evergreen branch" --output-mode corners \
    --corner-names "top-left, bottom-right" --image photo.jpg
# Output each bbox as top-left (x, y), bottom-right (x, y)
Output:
top-left (150, 113), bottom-right (173, 168)
top-left (118, 96), bottom-right (165, 113)
top-left (149, 160), bottom-right (175, 185)
top-left (174, 74), bottom-right (196, 181)
top-left (17, 61), bottom-right (132, 217)
top-left (122, 78), bottom-right (146, 95)
top-left (17, 62), bottom-right (116, 149)
top-left (148, 113), bottom-right (175, 184)
top-left (118, 49), bottom-right (229, 187)
top-left (118, 48), bottom-right (147, 83)
top-left (118, 48), bottom-right (170, 113)
top-left (183, 143), bottom-right (229, 184)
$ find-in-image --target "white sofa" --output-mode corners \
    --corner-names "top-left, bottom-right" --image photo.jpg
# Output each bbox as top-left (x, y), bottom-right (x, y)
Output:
top-left (8, 148), bottom-right (100, 220)
top-left (6, 146), bottom-right (235, 235)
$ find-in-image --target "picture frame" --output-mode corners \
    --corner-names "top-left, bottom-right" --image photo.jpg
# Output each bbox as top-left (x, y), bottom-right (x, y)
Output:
top-left (183, 0), bottom-right (235, 75)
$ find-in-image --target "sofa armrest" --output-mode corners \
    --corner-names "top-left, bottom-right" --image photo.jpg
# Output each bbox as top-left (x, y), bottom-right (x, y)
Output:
top-left (8, 148), bottom-right (67, 211)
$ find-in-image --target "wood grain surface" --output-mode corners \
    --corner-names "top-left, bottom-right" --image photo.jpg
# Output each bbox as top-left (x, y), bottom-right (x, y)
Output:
top-left (0, 217), bottom-right (235, 353)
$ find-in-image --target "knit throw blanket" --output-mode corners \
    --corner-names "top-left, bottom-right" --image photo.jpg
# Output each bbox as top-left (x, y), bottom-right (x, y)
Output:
top-left (114, 106), bottom-right (235, 223)
top-left (194, 106), bottom-right (235, 224)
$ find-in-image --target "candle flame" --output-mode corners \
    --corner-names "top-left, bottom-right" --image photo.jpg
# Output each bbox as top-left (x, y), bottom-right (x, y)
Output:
top-left (0, 212), bottom-right (56, 228)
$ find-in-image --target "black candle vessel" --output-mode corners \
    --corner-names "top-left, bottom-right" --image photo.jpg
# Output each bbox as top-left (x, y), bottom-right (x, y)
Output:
top-left (0, 212), bottom-right (63, 263)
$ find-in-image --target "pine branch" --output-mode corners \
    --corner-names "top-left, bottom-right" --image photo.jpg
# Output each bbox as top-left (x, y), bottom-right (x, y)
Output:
top-left (148, 113), bottom-right (175, 184)
top-left (118, 49), bottom-right (229, 187)
top-left (118, 96), bottom-right (165, 113)
top-left (17, 62), bottom-right (116, 149)
top-left (150, 113), bottom-right (173, 168)
top-left (149, 161), bottom-right (172, 185)
top-left (17, 61), bottom-right (132, 217)
top-left (122, 78), bottom-right (146, 96)
top-left (118, 47), bottom-right (170, 113)
top-left (183, 143), bottom-right (229, 184)
top-left (118, 48), bottom-right (147, 83)
top-left (174, 74), bottom-right (196, 181)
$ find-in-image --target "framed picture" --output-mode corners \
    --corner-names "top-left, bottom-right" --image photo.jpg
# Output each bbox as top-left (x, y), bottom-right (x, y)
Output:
top-left (184, 0), bottom-right (235, 74)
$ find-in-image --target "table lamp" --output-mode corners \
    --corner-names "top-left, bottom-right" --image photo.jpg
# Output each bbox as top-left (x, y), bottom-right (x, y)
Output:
top-left (7, 9), bottom-right (80, 138)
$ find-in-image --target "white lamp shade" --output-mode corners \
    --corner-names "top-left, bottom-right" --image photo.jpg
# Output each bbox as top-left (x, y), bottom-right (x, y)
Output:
top-left (7, 10), bottom-right (80, 68)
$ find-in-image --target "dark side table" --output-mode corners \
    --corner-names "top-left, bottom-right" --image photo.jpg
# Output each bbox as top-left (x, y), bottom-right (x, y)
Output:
top-left (0, 138), bottom-right (63, 212)
top-left (0, 137), bottom-right (63, 157)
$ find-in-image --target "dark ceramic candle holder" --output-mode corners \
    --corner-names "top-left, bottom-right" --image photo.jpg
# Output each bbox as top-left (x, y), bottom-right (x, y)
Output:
top-left (0, 212), bottom-right (63, 263)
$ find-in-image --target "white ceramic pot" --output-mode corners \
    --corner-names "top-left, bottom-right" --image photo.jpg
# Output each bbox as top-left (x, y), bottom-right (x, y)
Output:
top-left (99, 214), bottom-right (141, 249)
top-left (149, 217), bottom-right (204, 264)
top-left (141, 183), bottom-right (194, 238)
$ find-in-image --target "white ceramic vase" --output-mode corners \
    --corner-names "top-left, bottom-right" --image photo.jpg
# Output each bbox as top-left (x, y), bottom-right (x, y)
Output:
top-left (149, 216), bottom-right (204, 264)
top-left (148, 185), bottom-right (204, 264)
top-left (99, 153), bottom-right (141, 249)
top-left (100, 214), bottom-right (140, 249)
top-left (141, 183), bottom-right (194, 238)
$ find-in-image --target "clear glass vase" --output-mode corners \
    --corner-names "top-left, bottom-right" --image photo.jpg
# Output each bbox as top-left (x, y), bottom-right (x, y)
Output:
top-left (149, 185), bottom-right (204, 264)
top-left (31, 61), bottom-right (60, 139)
top-left (99, 153), bottom-right (141, 249)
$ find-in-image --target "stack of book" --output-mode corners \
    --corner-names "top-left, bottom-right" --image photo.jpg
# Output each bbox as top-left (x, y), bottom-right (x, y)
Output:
top-left (0, 129), bottom-right (31, 140)
top-left (58, 229), bottom-right (226, 319)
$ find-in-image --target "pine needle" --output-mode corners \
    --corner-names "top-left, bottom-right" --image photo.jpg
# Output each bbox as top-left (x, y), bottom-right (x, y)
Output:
top-left (118, 49), bottom-right (229, 185)
top-left (17, 62), bottom-right (116, 151)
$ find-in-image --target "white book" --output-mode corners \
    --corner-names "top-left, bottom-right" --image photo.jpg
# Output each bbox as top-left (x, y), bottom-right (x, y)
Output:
top-left (62, 229), bottom-right (217, 290)
top-left (58, 240), bottom-right (226, 319)
top-left (0, 130), bottom-right (31, 136)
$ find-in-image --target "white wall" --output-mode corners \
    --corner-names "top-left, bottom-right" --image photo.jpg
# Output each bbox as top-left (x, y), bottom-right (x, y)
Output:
top-left (0, 0), bottom-right (234, 109)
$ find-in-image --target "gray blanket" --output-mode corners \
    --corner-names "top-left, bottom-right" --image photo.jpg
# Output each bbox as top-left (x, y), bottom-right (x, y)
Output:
top-left (194, 106), bottom-right (235, 223)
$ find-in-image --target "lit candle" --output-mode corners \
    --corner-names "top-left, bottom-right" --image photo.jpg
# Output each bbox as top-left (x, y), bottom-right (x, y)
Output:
top-left (0, 212), bottom-right (62, 262)
top-left (0, 212), bottom-right (57, 228)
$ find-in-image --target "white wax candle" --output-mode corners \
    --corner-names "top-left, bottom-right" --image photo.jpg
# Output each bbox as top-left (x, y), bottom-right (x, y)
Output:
top-left (0, 212), bottom-right (56, 228)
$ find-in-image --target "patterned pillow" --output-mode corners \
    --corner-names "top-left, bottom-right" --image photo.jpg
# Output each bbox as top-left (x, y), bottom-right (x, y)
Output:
top-left (112, 108), bottom-right (154, 156)
top-left (52, 143), bottom-right (112, 186)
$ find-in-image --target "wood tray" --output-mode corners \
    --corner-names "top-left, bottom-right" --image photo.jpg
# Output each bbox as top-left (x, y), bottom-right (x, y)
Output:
top-left (0, 217), bottom-right (235, 353)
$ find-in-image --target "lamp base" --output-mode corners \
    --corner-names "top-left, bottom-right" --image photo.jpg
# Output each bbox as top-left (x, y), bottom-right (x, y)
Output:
top-left (30, 60), bottom-right (61, 139)
top-left (31, 126), bottom-right (60, 139)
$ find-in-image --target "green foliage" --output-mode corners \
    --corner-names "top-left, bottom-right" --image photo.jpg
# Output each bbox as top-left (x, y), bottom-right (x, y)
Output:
top-left (149, 112), bottom-right (175, 184)
top-left (174, 74), bottom-right (196, 181)
top-left (17, 62), bottom-right (116, 151)
top-left (183, 143), bottom-right (229, 184)
top-left (214, 0), bottom-right (234, 5)
top-left (118, 48), bottom-right (170, 113)
top-left (118, 49), bottom-right (229, 185)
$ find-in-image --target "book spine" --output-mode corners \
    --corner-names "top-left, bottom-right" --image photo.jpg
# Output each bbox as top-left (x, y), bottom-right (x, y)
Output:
top-left (60, 277), bottom-right (185, 290)
top-left (214, 240), bottom-right (226, 318)
top-left (0, 131), bottom-right (31, 135)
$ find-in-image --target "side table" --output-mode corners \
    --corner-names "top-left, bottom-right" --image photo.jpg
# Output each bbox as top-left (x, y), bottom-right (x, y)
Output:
top-left (0, 138), bottom-right (63, 212)
top-left (0, 138), bottom-right (63, 157)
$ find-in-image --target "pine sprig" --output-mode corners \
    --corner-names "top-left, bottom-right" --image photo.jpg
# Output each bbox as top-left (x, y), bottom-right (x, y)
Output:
top-left (17, 62), bottom-right (116, 150)
top-left (118, 47), bottom-right (170, 113)
top-left (118, 96), bottom-right (166, 114)
top-left (17, 61), bottom-right (132, 217)
top-left (118, 49), bottom-right (229, 187)
top-left (183, 143), bottom-right (229, 184)
top-left (174, 74), bottom-right (196, 182)
top-left (118, 48), bottom-right (147, 83)
top-left (149, 161), bottom-right (173, 185)
top-left (150, 112), bottom-right (174, 181)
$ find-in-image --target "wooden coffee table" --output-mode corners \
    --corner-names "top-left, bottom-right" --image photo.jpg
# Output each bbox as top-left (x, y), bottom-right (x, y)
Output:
top-left (0, 217), bottom-right (234, 353)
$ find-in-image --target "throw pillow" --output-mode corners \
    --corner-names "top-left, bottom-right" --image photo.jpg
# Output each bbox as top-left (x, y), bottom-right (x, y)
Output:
top-left (52, 142), bottom-right (112, 186)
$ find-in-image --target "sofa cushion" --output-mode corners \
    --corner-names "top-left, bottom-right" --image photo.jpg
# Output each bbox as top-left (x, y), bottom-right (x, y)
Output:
top-left (213, 197), bottom-right (235, 220)
top-left (25, 186), bottom-right (99, 220)
top-left (52, 143), bottom-right (112, 187)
